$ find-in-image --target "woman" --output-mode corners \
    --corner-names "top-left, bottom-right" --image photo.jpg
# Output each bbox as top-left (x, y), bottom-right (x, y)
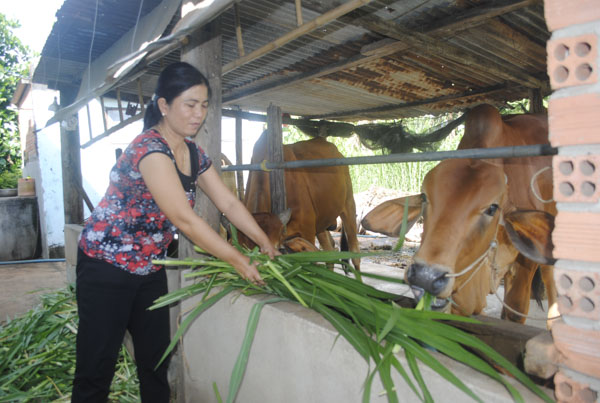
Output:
top-left (72, 62), bottom-right (278, 402)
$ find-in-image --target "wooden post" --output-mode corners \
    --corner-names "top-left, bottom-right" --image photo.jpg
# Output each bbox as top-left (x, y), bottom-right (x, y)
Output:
top-left (295, 0), bottom-right (303, 26)
top-left (235, 108), bottom-right (245, 200)
top-left (60, 117), bottom-right (84, 225)
top-left (57, 86), bottom-right (84, 227)
top-left (267, 104), bottom-right (286, 214)
top-left (59, 86), bottom-right (84, 226)
top-left (137, 78), bottom-right (145, 113)
top-left (234, 2), bottom-right (245, 57)
top-left (99, 96), bottom-right (108, 132)
top-left (529, 88), bottom-right (544, 113)
top-left (180, 20), bottom-right (222, 251)
top-left (176, 9), bottom-right (222, 401)
top-left (116, 88), bottom-right (124, 122)
top-left (85, 104), bottom-right (93, 141)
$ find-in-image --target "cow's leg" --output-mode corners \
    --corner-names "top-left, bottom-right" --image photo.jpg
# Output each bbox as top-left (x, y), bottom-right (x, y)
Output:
top-left (316, 231), bottom-right (336, 271)
top-left (340, 202), bottom-right (360, 271)
top-left (540, 264), bottom-right (558, 329)
top-left (501, 255), bottom-right (538, 323)
top-left (316, 231), bottom-right (335, 251)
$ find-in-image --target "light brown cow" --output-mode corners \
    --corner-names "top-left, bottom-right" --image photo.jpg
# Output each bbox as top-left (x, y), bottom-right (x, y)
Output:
top-left (361, 104), bottom-right (557, 325)
top-left (244, 133), bottom-right (360, 269)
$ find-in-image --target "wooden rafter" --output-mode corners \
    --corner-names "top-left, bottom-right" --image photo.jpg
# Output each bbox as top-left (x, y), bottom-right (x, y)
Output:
top-left (222, 0), bottom-right (374, 74)
top-left (223, 0), bottom-right (542, 105)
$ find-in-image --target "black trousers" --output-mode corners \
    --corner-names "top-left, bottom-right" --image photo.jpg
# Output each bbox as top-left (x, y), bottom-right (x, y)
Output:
top-left (72, 249), bottom-right (171, 402)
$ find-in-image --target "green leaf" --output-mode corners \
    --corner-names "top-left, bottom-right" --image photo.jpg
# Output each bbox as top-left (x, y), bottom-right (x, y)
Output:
top-left (154, 286), bottom-right (236, 369)
top-left (226, 297), bottom-right (285, 403)
top-left (377, 302), bottom-right (401, 343)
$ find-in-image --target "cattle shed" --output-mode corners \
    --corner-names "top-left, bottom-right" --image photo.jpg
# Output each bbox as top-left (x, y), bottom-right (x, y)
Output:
top-left (25, 0), bottom-right (600, 402)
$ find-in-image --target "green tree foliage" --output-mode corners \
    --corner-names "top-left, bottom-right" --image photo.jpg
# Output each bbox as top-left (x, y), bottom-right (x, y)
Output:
top-left (0, 13), bottom-right (30, 188)
top-left (283, 114), bottom-right (463, 194)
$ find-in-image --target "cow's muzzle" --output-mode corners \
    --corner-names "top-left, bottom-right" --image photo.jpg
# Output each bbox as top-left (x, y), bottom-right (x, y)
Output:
top-left (410, 286), bottom-right (450, 311)
top-left (405, 262), bottom-right (452, 297)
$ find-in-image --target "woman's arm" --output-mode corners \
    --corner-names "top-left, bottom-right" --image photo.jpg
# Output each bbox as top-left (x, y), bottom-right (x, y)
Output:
top-left (197, 166), bottom-right (280, 258)
top-left (139, 153), bottom-right (264, 283)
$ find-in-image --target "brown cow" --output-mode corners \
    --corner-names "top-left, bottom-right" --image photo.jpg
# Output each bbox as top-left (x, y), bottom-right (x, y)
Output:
top-left (220, 156), bottom-right (318, 253)
top-left (361, 104), bottom-right (557, 326)
top-left (244, 132), bottom-right (360, 269)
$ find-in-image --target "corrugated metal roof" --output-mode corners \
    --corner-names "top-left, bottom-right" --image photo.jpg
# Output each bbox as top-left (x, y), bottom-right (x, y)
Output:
top-left (33, 0), bottom-right (551, 122)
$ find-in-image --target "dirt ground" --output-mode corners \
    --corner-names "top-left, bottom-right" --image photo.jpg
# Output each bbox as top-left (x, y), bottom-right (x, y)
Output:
top-left (0, 260), bottom-right (69, 324)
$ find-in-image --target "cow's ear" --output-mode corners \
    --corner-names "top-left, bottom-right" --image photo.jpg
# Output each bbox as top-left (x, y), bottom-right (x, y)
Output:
top-left (361, 194), bottom-right (423, 237)
top-left (278, 208), bottom-right (292, 226)
top-left (283, 236), bottom-right (319, 253)
top-left (504, 210), bottom-right (555, 265)
top-left (220, 214), bottom-right (233, 236)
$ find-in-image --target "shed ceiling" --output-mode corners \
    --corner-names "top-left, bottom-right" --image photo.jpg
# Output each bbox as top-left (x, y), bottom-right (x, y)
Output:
top-left (33, 0), bottom-right (550, 122)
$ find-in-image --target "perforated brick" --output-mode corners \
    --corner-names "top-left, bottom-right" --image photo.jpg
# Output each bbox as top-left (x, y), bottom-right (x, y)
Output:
top-left (555, 267), bottom-right (600, 320)
top-left (554, 371), bottom-right (598, 403)
top-left (545, 0), bottom-right (600, 32)
top-left (547, 34), bottom-right (598, 89)
top-left (549, 93), bottom-right (600, 146)
top-left (553, 321), bottom-right (600, 378)
top-left (553, 212), bottom-right (600, 262)
top-left (553, 155), bottom-right (600, 203)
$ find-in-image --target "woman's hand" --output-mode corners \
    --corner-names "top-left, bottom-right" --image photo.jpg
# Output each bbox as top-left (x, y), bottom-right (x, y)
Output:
top-left (261, 243), bottom-right (281, 259)
top-left (234, 258), bottom-right (265, 286)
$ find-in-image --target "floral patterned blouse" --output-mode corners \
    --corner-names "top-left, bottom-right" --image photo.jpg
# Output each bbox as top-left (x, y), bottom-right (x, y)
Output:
top-left (78, 129), bottom-right (212, 275)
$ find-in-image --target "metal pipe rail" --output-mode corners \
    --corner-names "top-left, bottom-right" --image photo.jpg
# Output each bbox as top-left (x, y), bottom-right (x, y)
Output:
top-left (221, 144), bottom-right (558, 172)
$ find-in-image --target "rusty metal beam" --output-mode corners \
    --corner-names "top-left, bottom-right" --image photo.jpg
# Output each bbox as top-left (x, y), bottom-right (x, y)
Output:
top-left (223, 0), bottom-right (541, 105)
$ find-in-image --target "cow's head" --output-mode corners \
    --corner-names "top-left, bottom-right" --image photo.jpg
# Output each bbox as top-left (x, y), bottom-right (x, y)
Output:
top-left (361, 158), bottom-right (555, 316)
top-left (221, 209), bottom-right (318, 254)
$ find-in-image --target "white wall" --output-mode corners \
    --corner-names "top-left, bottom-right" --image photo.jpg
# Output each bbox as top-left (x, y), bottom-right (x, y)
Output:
top-left (28, 85), bottom-right (66, 255)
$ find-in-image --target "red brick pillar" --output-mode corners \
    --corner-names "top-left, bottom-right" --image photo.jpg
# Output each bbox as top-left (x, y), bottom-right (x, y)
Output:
top-left (545, 1), bottom-right (600, 402)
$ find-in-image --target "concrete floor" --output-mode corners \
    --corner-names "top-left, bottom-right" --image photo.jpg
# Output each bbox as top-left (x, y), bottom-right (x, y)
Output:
top-left (0, 233), bottom-right (551, 329)
top-left (0, 260), bottom-right (69, 324)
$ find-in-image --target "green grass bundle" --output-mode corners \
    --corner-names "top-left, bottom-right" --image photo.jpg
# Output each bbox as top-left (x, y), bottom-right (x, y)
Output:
top-left (152, 234), bottom-right (552, 403)
top-left (0, 286), bottom-right (139, 402)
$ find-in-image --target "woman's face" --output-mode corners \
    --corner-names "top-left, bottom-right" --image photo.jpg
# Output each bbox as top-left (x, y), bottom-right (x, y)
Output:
top-left (160, 84), bottom-right (209, 137)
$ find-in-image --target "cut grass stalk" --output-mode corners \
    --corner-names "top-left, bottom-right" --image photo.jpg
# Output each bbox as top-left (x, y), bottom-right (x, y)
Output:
top-left (0, 286), bottom-right (139, 401)
top-left (151, 238), bottom-right (553, 403)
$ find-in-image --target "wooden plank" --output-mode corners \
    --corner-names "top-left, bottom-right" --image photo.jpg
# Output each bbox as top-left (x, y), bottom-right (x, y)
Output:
top-left (423, 0), bottom-right (541, 36)
top-left (351, 14), bottom-right (543, 89)
top-left (449, 315), bottom-right (545, 369)
top-left (80, 113), bottom-right (143, 149)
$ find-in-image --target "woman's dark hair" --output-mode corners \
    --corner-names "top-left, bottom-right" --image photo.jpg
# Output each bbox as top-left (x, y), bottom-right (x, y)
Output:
top-left (143, 62), bottom-right (212, 130)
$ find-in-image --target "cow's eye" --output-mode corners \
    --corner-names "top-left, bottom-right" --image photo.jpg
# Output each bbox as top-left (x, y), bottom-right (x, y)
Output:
top-left (421, 193), bottom-right (427, 203)
top-left (484, 204), bottom-right (499, 216)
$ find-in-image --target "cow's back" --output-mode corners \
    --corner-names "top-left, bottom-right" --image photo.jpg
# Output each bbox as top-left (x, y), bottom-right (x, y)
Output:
top-left (286, 138), bottom-right (355, 235)
top-left (244, 135), bottom-right (356, 243)
top-left (457, 104), bottom-right (554, 214)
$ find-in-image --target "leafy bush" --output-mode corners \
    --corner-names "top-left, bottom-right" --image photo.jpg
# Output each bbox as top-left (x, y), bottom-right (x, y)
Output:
top-left (0, 164), bottom-right (20, 189)
top-left (283, 113), bottom-right (464, 194)
top-left (0, 13), bottom-right (30, 189)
